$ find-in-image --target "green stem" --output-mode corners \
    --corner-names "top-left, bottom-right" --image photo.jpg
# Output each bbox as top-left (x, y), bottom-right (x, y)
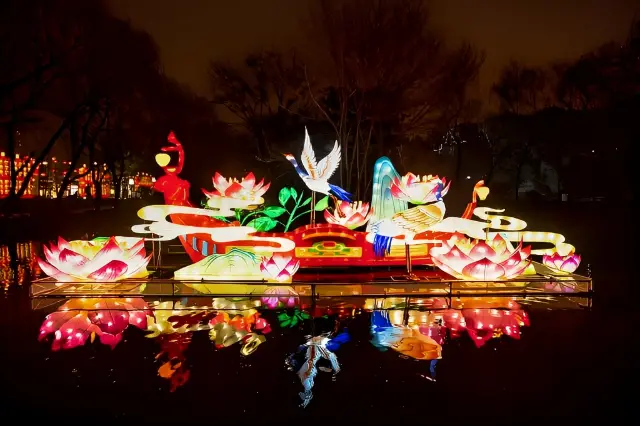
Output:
top-left (240, 209), bottom-right (263, 225)
top-left (284, 192), bottom-right (305, 232)
top-left (292, 209), bottom-right (312, 222)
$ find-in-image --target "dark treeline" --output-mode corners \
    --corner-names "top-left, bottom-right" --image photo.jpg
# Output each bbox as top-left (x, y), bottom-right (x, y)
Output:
top-left (210, 0), bottom-right (638, 202)
top-left (1, 0), bottom-right (637, 212)
top-left (484, 22), bottom-right (638, 201)
top-left (0, 0), bottom-right (228, 212)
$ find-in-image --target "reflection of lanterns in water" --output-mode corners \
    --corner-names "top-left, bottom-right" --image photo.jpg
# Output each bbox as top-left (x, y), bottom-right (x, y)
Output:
top-left (0, 242), bottom-right (40, 288)
top-left (369, 297), bottom-right (530, 352)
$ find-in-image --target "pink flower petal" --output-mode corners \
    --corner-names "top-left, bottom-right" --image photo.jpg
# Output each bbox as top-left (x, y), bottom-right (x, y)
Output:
top-left (38, 311), bottom-right (76, 340)
top-left (58, 248), bottom-right (89, 268)
top-left (224, 181), bottom-right (245, 197)
top-left (57, 236), bottom-right (71, 251)
top-left (256, 181), bottom-right (270, 197)
top-left (213, 172), bottom-right (230, 193)
top-left (468, 241), bottom-right (497, 261)
top-left (499, 251), bottom-right (529, 278)
top-left (560, 256), bottom-right (580, 273)
top-left (461, 258), bottom-right (506, 280)
top-left (242, 172), bottom-right (256, 188)
top-left (98, 332), bottom-right (123, 349)
top-left (88, 260), bottom-right (129, 281)
top-left (122, 254), bottom-right (152, 279)
top-left (37, 258), bottom-right (74, 282)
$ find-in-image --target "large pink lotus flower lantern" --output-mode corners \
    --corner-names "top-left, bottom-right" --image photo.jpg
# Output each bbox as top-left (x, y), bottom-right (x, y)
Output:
top-left (390, 173), bottom-right (451, 204)
top-left (260, 254), bottom-right (300, 283)
top-left (203, 172), bottom-right (270, 206)
top-left (261, 286), bottom-right (299, 309)
top-left (38, 237), bottom-right (151, 282)
top-left (542, 250), bottom-right (581, 273)
top-left (430, 233), bottom-right (531, 280)
top-left (324, 201), bottom-right (373, 230)
top-left (38, 298), bottom-right (150, 350)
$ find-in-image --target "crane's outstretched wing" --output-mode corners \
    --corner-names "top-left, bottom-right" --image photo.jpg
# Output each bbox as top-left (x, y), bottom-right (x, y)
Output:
top-left (316, 140), bottom-right (341, 180)
top-left (391, 203), bottom-right (445, 234)
top-left (300, 127), bottom-right (318, 178)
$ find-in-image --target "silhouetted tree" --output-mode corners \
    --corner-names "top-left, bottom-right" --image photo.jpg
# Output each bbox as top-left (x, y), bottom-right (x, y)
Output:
top-left (555, 20), bottom-right (639, 110)
top-left (0, 0), bottom-right (108, 206)
top-left (310, 0), bottom-right (483, 198)
top-left (209, 51), bottom-right (310, 161)
top-left (492, 61), bottom-right (549, 114)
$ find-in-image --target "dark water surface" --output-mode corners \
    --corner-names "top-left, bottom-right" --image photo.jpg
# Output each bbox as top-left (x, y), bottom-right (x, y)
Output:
top-left (0, 202), bottom-right (634, 423)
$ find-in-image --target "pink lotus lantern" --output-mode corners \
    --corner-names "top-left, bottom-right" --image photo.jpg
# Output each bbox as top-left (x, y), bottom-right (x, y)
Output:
top-left (390, 173), bottom-right (451, 204)
top-left (430, 233), bottom-right (531, 280)
top-left (202, 172), bottom-right (270, 204)
top-left (260, 254), bottom-right (300, 283)
top-left (38, 298), bottom-right (150, 350)
top-left (38, 237), bottom-right (151, 282)
top-left (261, 286), bottom-right (299, 309)
top-left (543, 251), bottom-right (581, 273)
top-left (324, 201), bottom-right (373, 229)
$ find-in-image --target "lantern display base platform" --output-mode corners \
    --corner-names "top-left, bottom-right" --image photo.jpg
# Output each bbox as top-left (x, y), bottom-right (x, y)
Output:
top-left (30, 262), bottom-right (592, 300)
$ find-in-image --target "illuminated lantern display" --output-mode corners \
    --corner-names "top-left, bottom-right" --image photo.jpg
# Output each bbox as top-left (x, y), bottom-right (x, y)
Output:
top-left (284, 127), bottom-right (351, 228)
top-left (175, 248), bottom-right (265, 282)
top-left (277, 308), bottom-right (310, 327)
top-left (38, 298), bottom-right (149, 350)
top-left (543, 250), bottom-right (581, 273)
top-left (261, 285), bottom-right (299, 308)
top-left (284, 127), bottom-right (352, 204)
top-left (430, 233), bottom-right (531, 280)
top-left (37, 236), bottom-right (151, 282)
top-left (126, 130), bottom-right (584, 282)
top-left (202, 171), bottom-right (270, 208)
top-left (324, 201), bottom-right (373, 230)
top-left (260, 254), bottom-right (300, 283)
top-left (390, 173), bottom-right (451, 205)
top-left (287, 331), bottom-right (350, 408)
top-left (368, 297), bottom-right (530, 351)
top-left (370, 310), bottom-right (442, 360)
top-left (209, 310), bottom-right (270, 355)
top-left (462, 306), bottom-right (529, 348)
top-left (145, 300), bottom-right (271, 391)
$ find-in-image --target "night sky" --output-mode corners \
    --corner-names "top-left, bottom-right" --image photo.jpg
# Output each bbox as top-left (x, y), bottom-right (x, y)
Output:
top-left (111, 0), bottom-right (638, 110)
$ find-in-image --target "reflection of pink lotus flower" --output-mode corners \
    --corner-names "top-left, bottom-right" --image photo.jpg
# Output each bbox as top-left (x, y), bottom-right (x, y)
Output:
top-left (38, 298), bottom-right (150, 350)
top-left (260, 254), bottom-right (300, 282)
top-left (430, 233), bottom-right (531, 280)
top-left (38, 237), bottom-right (151, 282)
top-left (261, 286), bottom-right (299, 309)
top-left (462, 306), bottom-right (529, 348)
top-left (390, 173), bottom-right (450, 204)
top-left (203, 172), bottom-right (270, 203)
top-left (324, 201), bottom-right (373, 229)
top-left (543, 251), bottom-right (581, 273)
